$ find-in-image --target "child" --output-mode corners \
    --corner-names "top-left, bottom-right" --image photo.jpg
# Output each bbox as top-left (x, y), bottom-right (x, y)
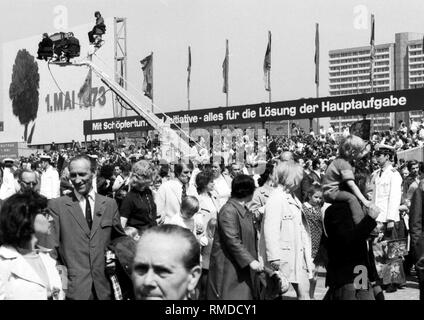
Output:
top-left (323, 135), bottom-right (378, 225)
top-left (302, 185), bottom-right (324, 300)
top-left (167, 195), bottom-right (200, 235)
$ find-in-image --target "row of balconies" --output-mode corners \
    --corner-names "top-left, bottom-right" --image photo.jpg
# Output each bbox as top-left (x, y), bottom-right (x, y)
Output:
top-left (329, 70), bottom-right (390, 79)
top-left (329, 49), bottom-right (390, 61)
top-left (330, 56), bottom-right (390, 67)
top-left (329, 83), bottom-right (390, 91)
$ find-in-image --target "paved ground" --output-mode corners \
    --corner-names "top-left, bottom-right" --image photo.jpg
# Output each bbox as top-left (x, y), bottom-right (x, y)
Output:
top-left (282, 270), bottom-right (420, 300)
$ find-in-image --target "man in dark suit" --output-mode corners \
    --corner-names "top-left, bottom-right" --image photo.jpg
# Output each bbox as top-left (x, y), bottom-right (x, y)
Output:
top-left (409, 181), bottom-right (424, 300)
top-left (324, 202), bottom-right (380, 300)
top-left (45, 154), bottom-right (126, 300)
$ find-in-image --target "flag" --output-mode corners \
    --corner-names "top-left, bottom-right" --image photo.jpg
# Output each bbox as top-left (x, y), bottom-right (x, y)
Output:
top-left (222, 39), bottom-right (229, 93)
top-left (78, 69), bottom-right (92, 106)
top-left (140, 53), bottom-right (153, 99)
top-left (264, 31), bottom-right (271, 91)
top-left (314, 23), bottom-right (319, 85)
top-left (369, 14), bottom-right (375, 85)
top-left (187, 46), bottom-right (191, 94)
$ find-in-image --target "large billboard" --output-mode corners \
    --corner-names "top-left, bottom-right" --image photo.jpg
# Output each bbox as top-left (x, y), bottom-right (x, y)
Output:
top-left (1, 18), bottom-right (116, 145)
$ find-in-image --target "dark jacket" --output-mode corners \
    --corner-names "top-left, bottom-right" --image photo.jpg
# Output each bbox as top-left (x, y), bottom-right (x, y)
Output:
top-left (206, 198), bottom-right (258, 300)
top-left (324, 202), bottom-right (377, 289)
top-left (409, 186), bottom-right (424, 262)
top-left (107, 236), bottom-right (136, 300)
top-left (119, 188), bottom-right (157, 232)
top-left (43, 192), bottom-right (126, 300)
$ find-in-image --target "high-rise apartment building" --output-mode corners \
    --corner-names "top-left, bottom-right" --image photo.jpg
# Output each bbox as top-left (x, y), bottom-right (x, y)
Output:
top-left (329, 32), bottom-right (424, 133)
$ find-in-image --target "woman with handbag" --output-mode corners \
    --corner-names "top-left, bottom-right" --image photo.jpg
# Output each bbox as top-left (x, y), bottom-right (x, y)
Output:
top-left (260, 161), bottom-right (313, 300)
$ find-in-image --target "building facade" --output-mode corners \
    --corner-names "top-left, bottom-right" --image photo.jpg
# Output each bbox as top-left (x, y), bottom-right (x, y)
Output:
top-left (329, 32), bottom-right (424, 133)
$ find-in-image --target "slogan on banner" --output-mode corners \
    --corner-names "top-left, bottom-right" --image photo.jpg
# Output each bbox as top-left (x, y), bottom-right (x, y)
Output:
top-left (0, 142), bottom-right (19, 161)
top-left (83, 88), bottom-right (424, 135)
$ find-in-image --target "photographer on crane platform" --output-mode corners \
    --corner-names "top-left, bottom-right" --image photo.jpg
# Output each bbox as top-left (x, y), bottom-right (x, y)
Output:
top-left (88, 11), bottom-right (106, 46)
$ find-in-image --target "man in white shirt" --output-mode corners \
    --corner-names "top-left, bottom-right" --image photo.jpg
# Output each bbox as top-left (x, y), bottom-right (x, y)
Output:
top-left (370, 144), bottom-right (403, 293)
top-left (155, 161), bottom-right (193, 224)
top-left (39, 155), bottom-right (60, 199)
top-left (0, 158), bottom-right (19, 200)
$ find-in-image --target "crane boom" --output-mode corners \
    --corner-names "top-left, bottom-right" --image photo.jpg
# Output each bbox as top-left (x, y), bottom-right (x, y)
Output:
top-left (76, 60), bottom-right (191, 160)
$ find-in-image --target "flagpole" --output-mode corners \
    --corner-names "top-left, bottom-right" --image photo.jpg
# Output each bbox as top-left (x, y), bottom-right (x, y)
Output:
top-left (187, 46), bottom-right (191, 111)
top-left (268, 71), bottom-right (271, 103)
top-left (226, 39), bottom-right (229, 107)
top-left (188, 83), bottom-right (190, 110)
top-left (369, 14), bottom-right (375, 129)
top-left (268, 72), bottom-right (271, 131)
top-left (315, 23), bottom-right (320, 134)
top-left (88, 54), bottom-right (93, 142)
top-left (151, 52), bottom-right (154, 113)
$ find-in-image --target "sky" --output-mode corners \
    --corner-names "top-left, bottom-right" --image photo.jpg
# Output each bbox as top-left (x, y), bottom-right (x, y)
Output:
top-left (1, 0), bottom-right (424, 118)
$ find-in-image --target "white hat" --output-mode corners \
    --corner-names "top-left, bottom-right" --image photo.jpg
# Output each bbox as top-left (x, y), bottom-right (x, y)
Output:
top-left (40, 155), bottom-right (52, 161)
top-left (3, 158), bottom-right (14, 163)
top-left (374, 143), bottom-right (395, 152)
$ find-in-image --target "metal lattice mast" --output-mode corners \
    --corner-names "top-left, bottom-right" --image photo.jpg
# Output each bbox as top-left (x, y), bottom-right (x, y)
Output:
top-left (114, 17), bottom-right (128, 117)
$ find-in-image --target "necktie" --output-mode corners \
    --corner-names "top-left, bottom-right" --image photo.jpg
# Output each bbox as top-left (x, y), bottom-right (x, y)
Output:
top-left (85, 195), bottom-right (93, 230)
top-left (181, 183), bottom-right (187, 202)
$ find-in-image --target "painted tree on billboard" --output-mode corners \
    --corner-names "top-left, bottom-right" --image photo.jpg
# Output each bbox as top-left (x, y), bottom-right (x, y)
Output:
top-left (9, 49), bottom-right (40, 144)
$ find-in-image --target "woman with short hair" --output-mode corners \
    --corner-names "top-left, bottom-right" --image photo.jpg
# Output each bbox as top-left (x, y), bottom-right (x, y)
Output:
top-left (119, 160), bottom-right (157, 234)
top-left (260, 161), bottom-right (313, 300)
top-left (0, 191), bottom-right (64, 300)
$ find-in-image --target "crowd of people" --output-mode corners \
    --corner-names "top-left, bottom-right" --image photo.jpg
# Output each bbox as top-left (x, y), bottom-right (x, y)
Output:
top-left (0, 119), bottom-right (424, 300)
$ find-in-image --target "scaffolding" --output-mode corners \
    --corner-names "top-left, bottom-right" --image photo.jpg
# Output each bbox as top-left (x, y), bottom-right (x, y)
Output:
top-left (113, 17), bottom-right (128, 118)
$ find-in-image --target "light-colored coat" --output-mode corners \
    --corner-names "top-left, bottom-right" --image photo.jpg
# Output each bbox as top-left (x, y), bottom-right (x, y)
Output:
top-left (0, 246), bottom-right (64, 300)
top-left (0, 168), bottom-right (16, 200)
top-left (40, 165), bottom-right (60, 200)
top-left (260, 186), bottom-right (313, 283)
top-left (155, 179), bottom-right (185, 223)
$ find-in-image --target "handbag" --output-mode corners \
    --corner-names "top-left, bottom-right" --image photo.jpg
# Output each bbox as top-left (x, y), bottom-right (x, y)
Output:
top-left (380, 258), bottom-right (406, 285)
top-left (259, 267), bottom-right (290, 300)
top-left (386, 239), bottom-right (408, 259)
